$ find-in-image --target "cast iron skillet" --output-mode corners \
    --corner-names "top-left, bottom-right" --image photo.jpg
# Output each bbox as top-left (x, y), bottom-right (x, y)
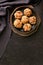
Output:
top-left (10, 5), bottom-right (41, 36)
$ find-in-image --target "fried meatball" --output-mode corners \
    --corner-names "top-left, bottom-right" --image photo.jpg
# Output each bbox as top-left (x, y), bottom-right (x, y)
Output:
top-left (13, 19), bottom-right (22, 28)
top-left (21, 16), bottom-right (29, 24)
top-left (23, 23), bottom-right (32, 31)
top-left (24, 8), bottom-right (32, 16)
top-left (14, 11), bottom-right (23, 19)
top-left (29, 16), bottom-right (37, 24)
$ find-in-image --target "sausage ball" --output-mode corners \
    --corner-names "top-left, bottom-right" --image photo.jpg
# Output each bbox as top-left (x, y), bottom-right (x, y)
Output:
top-left (21, 16), bottom-right (29, 24)
top-left (29, 16), bottom-right (37, 24)
top-left (23, 23), bottom-right (32, 31)
top-left (13, 19), bottom-right (22, 28)
top-left (24, 8), bottom-right (32, 16)
top-left (14, 11), bottom-right (23, 19)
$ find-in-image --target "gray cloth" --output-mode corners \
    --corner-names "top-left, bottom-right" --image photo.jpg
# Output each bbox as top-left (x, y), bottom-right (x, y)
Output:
top-left (0, 22), bottom-right (11, 58)
top-left (0, 9), bottom-right (11, 58)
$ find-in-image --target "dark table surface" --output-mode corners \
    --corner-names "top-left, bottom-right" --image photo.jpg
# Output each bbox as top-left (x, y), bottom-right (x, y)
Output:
top-left (0, 0), bottom-right (43, 65)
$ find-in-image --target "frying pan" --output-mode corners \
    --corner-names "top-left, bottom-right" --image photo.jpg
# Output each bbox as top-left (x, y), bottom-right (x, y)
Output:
top-left (10, 5), bottom-right (41, 36)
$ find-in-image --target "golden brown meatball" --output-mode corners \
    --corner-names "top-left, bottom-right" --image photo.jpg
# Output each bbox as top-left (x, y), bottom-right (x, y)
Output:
top-left (21, 16), bottom-right (29, 24)
top-left (14, 11), bottom-right (23, 19)
top-left (29, 16), bottom-right (37, 24)
top-left (23, 23), bottom-right (32, 31)
top-left (24, 8), bottom-right (32, 16)
top-left (13, 19), bottom-right (22, 28)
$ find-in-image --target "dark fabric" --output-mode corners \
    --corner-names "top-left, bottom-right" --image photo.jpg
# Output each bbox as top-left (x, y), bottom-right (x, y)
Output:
top-left (0, 0), bottom-right (29, 7)
top-left (0, 7), bottom-right (6, 34)
top-left (0, 22), bottom-right (11, 58)
top-left (0, 0), bottom-right (7, 3)
top-left (0, 0), bottom-right (43, 65)
top-left (0, 9), bottom-right (11, 58)
top-left (0, 0), bottom-right (41, 7)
